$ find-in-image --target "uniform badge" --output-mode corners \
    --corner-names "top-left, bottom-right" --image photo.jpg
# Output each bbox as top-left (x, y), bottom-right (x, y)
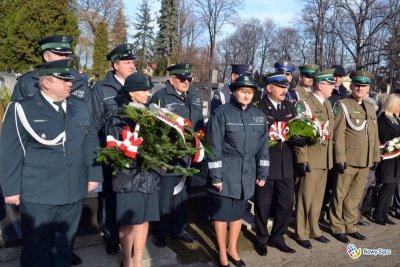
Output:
top-left (356, 119), bottom-right (360, 124)
top-left (72, 90), bottom-right (85, 99)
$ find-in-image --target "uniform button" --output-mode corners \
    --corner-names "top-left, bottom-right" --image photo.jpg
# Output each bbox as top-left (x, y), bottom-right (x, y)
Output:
top-left (69, 163), bottom-right (73, 167)
top-left (68, 151), bottom-right (72, 154)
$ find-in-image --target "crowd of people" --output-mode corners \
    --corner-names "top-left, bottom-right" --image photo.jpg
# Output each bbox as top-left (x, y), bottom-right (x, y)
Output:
top-left (0, 35), bottom-right (399, 267)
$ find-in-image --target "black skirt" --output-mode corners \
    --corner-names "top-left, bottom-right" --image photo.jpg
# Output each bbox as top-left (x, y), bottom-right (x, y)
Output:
top-left (208, 193), bottom-right (247, 222)
top-left (116, 191), bottom-right (159, 225)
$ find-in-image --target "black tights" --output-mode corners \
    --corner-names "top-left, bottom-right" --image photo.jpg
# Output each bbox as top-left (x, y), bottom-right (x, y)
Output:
top-left (375, 183), bottom-right (397, 219)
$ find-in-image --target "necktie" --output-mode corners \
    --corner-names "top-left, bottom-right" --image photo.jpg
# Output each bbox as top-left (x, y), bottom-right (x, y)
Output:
top-left (277, 103), bottom-right (282, 111)
top-left (54, 101), bottom-right (66, 121)
top-left (182, 93), bottom-right (189, 109)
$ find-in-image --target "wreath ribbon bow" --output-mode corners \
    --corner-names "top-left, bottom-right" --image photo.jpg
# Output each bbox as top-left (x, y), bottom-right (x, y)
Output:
top-left (269, 121), bottom-right (289, 142)
top-left (106, 126), bottom-right (143, 159)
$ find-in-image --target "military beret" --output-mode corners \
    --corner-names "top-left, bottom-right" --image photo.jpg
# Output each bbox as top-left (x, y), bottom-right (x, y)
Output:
top-left (264, 73), bottom-right (290, 87)
top-left (229, 75), bottom-right (257, 91)
top-left (122, 72), bottom-right (153, 93)
top-left (274, 62), bottom-right (295, 74)
top-left (36, 59), bottom-right (74, 80)
top-left (331, 65), bottom-right (346, 77)
top-left (299, 64), bottom-right (319, 76)
top-left (106, 44), bottom-right (136, 62)
top-left (350, 70), bottom-right (374, 85)
top-left (39, 35), bottom-right (72, 54)
top-left (231, 64), bottom-right (253, 76)
top-left (313, 69), bottom-right (335, 84)
top-left (167, 63), bottom-right (192, 78)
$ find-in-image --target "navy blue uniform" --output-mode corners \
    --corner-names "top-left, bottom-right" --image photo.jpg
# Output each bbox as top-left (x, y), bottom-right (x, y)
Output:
top-left (210, 84), bottom-right (231, 113)
top-left (12, 69), bottom-right (90, 101)
top-left (254, 97), bottom-right (297, 246)
top-left (0, 92), bottom-right (102, 266)
top-left (89, 71), bottom-right (124, 243)
top-left (149, 81), bottom-right (203, 236)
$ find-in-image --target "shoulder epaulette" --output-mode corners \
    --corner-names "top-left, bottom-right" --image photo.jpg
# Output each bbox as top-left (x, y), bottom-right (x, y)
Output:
top-left (16, 94), bottom-right (34, 102)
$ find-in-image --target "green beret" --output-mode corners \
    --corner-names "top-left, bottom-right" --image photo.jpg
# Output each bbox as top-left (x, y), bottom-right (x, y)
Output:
top-left (299, 64), bottom-right (319, 76)
top-left (39, 35), bottom-right (72, 54)
top-left (229, 75), bottom-right (257, 91)
top-left (350, 70), bottom-right (374, 85)
top-left (313, 68), bottom-right (335, 84)
top-left (167, 63), bottom-right (192, 78)
top-left (36, 59), bottom-right (74, 80)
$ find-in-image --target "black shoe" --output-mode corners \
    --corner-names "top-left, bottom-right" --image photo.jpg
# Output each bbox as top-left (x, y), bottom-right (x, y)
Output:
top-left (332, 233), bottom-right (349, 243)
top-left (227, 253), bottom-right (245, 267)
top-left (254, 243), bottom-right (268, 256)
top-left (71, 252), bottom-right (82, 265)
top-left (172, 230), bottom-right (196, 243)
top-left (268, 240), bottom-right (296, 253)
top-left (374, 217), bottom-right (386, 226)
top-left (297, 239), bottom-right (312, 249)
top-left (384, 217), bottom-right (396, 225)
top-left (153, 234), bottom-right (167, 247)
top-left (313, 235), bottom-right (330, 243)
top-left (104, 238), bottom-right (120, 255)
top-left (347, 232), bottom-right (367, 240)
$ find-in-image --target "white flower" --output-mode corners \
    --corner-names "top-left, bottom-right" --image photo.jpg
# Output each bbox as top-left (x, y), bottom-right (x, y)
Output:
top-left (393, 138), bottom-right (399, 143)
top-left (388, 146), bottom-right (395, 153)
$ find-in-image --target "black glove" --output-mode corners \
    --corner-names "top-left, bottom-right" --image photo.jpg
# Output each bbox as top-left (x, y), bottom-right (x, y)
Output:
top-left (370, 162), bottom-right (377, 171)
top-left (290, 135), bottom-right (308, 147)
top-left (296, 162), bottom-right (311, 176)
top-left (335, 162), bottom-right (347, 174)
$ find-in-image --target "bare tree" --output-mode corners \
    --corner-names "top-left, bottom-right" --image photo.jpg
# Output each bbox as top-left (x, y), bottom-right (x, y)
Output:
top-left (192, 0), bottom-right (242, 81)
top-left (178, 0), bottom-right (202, 60)
top-left (258, 18), bottom-right (277, 77)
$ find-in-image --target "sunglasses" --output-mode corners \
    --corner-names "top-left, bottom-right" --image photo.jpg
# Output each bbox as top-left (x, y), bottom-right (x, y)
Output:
top-left (174, 76), bottom-right (192, 83)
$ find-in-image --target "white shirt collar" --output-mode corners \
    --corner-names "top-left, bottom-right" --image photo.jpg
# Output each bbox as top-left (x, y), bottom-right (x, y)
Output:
top-left (40, 91), bottom-right (66, 112)
top-left (268, 97), bottom-right (280, 109)
top-left (313, 92), bottom-right (325, 105)
top-left (114, 75), bottom-right (125, 86)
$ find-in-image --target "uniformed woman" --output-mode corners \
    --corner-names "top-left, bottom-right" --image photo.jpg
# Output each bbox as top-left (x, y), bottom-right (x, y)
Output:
top-left (207, 75), bottom-right (269, 267)
top-left (375, 93), bottom-right (400, 225)
top-left (105, 72), bottom-right (161, 267)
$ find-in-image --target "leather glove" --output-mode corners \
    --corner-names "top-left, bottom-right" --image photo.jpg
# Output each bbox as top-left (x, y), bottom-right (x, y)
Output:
top-left (335, 162), bottom-right (347, 174)
top-left (370, 162), bottom-right (377, 171)
top-left (296, 162), bottom-right (311, 176)
top-left (290, 135), bottom-right (308, 147)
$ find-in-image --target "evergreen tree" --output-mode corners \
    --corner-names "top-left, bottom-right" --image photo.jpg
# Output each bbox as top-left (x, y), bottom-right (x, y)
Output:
top-left (92, 21), bottom-right (110, 79)
top-left (0, 0), bottom-right (79, 72)
top-left (154, 0), bottom-right (179, 74)
top-left (133, 0), bottom-right (155, 71)
top-left (111, 5), bottom-right (128, 47)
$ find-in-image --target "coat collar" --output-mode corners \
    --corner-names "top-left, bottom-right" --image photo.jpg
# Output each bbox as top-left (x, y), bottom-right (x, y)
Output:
top-left (102, 71), bottom-right (123, 92)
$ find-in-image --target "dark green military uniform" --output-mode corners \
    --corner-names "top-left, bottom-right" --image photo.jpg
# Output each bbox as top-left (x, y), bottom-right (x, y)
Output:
top-left (0, 60), bottom-right (102, 267)
top-left (295, 64), bottom-right (319, 100)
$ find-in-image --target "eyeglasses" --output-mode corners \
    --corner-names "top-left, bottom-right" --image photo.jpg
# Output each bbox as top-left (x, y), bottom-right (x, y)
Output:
top-left (173, 76), bottom-right (192, 83)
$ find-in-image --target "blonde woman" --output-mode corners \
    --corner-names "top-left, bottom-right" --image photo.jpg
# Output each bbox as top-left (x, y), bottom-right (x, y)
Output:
top-left (375, 93), bottom-right (400, 225)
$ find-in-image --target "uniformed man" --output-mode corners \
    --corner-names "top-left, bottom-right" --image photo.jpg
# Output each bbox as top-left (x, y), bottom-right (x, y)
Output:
top-left (329, 70), bottom-right (380, 243)
top-left (210, 64), bottom-right (253, 113)
top-left (273, 62), bottom-right (297, 103)
top-left (0, 59), bottom-right (102, 267)
top-left (12, 35), bottom-right (90, 102)
top-left (254, 73), bottom-right (297, 256)
top-left (293, 64), bottom-right (319, 101)
top-left (294, 69), bottom-right (335, 249)
top-left (150, 63), bottom-right (203, 247)
top-left (90, 43), bottom-right (136, 254)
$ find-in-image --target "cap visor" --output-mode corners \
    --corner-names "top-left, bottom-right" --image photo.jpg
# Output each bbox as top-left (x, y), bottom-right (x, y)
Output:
top-left (53, 74), bottom-right (74, 80)
top-left (272, 81), bottom-right (290, 87)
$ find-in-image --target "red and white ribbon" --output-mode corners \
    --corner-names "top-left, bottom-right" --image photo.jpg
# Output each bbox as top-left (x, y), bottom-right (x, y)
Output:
top-left (318, 121), bottom-right (330, 141)
top-left (380, 140), bottom-right (400, 160)
top-left (269, 121), bottom-right (289, 142)
top-left (106, 124), bottom-right (143, 159)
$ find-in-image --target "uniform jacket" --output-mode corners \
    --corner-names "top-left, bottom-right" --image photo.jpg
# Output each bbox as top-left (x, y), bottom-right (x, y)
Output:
top-left (333, 97), bottom-right (380, 167)
top-left (210, 84), bottom-right (231, 113)
top-left (257, 97), bottom-right (295, 180)
top-left (285, 85), bottom-right (299, 104)
top-left (295, 93), bottom-right (334, 170)
top-left (11, 69), bottom-right (90, 102)
top-left (0, 91), bottom-right (102, 205)
top-left (328, 85), bottom-right (348, 107)
top-left (105, 99), bottom-right (162, 193)
top-left (376, 113), bottom-right (400, 183)
top-left (150, 81), bottom-right (203, 131)
top-left (206, 98), bottom-right (269, 200)
top-left (295, 85), bottom-right (312, 100)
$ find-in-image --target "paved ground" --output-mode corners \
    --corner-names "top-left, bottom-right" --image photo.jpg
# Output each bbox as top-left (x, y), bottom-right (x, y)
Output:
top-left (1, 213), bottom-right (399, 267)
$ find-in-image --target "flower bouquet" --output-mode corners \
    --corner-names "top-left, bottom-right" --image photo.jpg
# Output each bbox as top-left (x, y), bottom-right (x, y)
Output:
top-left (268, 113), bottom-right (330, 147)
top-left (97, 103), bottom-right (206, 176)
top-left (380, 137), bottom-right (400, 160)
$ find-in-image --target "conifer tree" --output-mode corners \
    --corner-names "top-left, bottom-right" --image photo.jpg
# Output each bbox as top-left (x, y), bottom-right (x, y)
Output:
top-left (154, 0), bottom-right (179, 74)
top-left (111, 5), bottom-right (128, 47)
top-left (92, 21), bottom-right (110, 79)
top-left (133, 0), bottom-right (155, 71)
top-left (0, 0), bottom-right (79, 72)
